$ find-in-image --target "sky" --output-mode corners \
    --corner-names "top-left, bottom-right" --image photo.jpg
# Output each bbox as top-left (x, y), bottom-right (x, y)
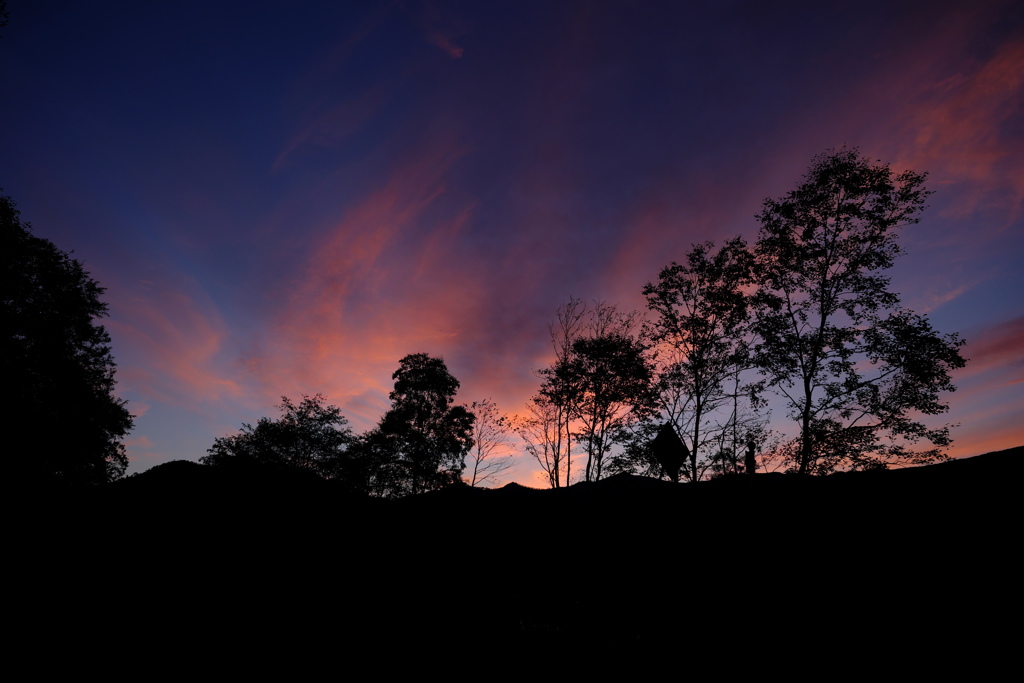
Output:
top-left (2, 0), bottom-right (1022, 485)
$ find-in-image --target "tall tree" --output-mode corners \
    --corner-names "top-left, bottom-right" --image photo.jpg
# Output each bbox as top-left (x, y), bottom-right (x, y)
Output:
top-left (2, 192), bottom-right (133, 485)
top-left (375, 353), bottom-right (475, 495)
top-left (752, 148), bottom-right (966, 474)
top-left (643, 237), bottom-right (756, 482)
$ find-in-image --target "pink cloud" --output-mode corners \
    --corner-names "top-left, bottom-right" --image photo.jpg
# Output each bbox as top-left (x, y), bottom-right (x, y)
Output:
top-left (259, 136), bottom-right (492, 429)
top-left (107, 278), bottom-right (244, 410)
top-left (893, 39), bottom-right (1024, 222)
top-left (958, 317), bottom-right (1024, 376)
top-left (123, 435), bottom-right (153, 449)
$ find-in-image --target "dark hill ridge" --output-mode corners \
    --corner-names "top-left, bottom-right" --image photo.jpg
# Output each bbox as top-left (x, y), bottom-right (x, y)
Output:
top-left (110, 444), bottom-right (1024, 502)
top-left (13, 446), bottom-right (1020, 669)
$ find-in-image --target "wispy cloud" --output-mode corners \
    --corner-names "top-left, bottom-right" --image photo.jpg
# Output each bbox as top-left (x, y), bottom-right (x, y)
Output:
top-left (959, 316), bottom-right (1024, 375)
top-left (107, 279), bottom-right (243, 409)
top-left (896, 38), bottom-right (1024, 222)
top-left (428, 32), bottom-right (464, 59)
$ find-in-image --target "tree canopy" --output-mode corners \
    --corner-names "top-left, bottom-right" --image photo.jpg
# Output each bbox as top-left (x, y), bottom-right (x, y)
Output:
top-left (201, 394), bottom-right (352, 477)
top-left (643, 236), bottom-right (756, 481)
top-left (751, 148), bottom-right (966, 473)
top-left (2, 192), bottom-right (133, 484)
top-left (364, 353), bottom-right (475, 496)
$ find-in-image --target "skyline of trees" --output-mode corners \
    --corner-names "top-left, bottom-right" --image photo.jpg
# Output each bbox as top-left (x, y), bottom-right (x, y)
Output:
top-left (514, 148), bottom-right (966, 484)
top-left (8, 148), bottom-right (970, 490)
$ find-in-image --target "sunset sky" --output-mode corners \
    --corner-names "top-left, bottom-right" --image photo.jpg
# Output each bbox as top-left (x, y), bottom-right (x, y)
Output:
top-left (3, 0), bottom-right (1022, 484)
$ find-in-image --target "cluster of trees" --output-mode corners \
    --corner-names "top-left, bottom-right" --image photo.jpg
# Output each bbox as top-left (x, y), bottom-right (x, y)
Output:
top-left (5, 148), bottom-right (967, 490)
top-left (519, 148), bottom-right (966, 483)
top-left (200, 353), bottom-right (502, 497)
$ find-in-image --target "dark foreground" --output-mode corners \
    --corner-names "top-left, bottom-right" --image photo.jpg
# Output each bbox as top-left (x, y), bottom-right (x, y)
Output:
top-left (14, 447), bottom-right (1021, 672)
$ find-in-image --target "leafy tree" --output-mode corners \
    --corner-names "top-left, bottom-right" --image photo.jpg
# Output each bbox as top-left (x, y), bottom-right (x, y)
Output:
top-left (201, 394), bottom-right (353, 478)
top-left (533, 300), bottom-right (654, 484)
top-left (2, 192), bottom-right (133, 484)
top-left (372, 353), bottom-right (475, 496)
top-left (550, 311), bottom-right (655, 482)
top-left (643, 237), bottom-right (757, 481)
top-left (752, 148), bottom-right (966, 474)
top-left (465, 398), bottom-right (515, 487)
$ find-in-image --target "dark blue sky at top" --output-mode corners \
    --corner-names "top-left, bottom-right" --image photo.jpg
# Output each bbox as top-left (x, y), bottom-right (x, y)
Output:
top-left (3, 0), bottom-right (1022, 481)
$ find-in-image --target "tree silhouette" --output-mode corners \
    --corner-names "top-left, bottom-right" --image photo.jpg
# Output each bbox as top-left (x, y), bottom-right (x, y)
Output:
top-left (201, 394), bottom-right (352, 478)
top-left (515, 394), bottom-right (565, 488)
top-left (535, 297), bottom-right (588, 487)
top-left (372, 353), bottom-right (475, 496)
top-left (643, 237), bottom-right (757, 481)
top-left (531, 299), bottom-right (654, 484)
top-left (752, 148), bottom-right (966, 474)
top-left (465, 398), bottom-right (515, 487)
top-left (2, 192), bottom-right (133, 484)
top-left (549, 309), bottom-right (655, 482)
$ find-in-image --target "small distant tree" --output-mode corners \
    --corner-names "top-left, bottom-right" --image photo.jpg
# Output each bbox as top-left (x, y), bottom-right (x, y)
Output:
top-left (752, 147), bottom-right (966, 474)
top-left (533, 297), bottom-right (588, 487)
top-left (465, 398), bottom-right (515, 487)
top-left (2, 192), bottom-right (133, 485)
top-left (515, 394), bottom-right (565, 489)
top-left (201, 394), bottom-right (353, 477)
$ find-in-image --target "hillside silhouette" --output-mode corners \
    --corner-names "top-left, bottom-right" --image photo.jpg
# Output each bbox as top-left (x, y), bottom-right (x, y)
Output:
top-left (14, 446), bottom-right (1019, 672)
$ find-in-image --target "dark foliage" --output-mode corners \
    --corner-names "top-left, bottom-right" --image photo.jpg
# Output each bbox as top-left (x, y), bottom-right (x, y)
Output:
top-left (546, 330), bottom-right (656, 481)
top-left (643, 236), bottom-right (758, 480)
top-left (200, 393), bottom-right (353, 478)
top-left (752, 148), bottom-right (967, 473)
top-left (2, 192), bottom-right (133, 484)
top-left (361, 353), bottom-right (475, 496)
